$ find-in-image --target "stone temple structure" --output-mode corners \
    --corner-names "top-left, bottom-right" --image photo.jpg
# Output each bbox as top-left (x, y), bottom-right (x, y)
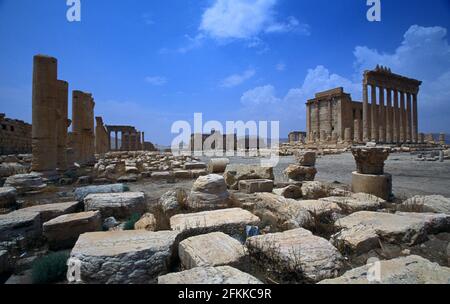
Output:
top-left (306, 66), bottom-right (422, 144)
top-left (106, 126), bottom-right (144, 151)
top-left (0, 113), bottom-right (32, 155)
top-left (95, 117), bottom-right (109, 155)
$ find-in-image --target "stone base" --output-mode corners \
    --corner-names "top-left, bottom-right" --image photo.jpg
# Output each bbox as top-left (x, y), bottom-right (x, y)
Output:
top-left (351, 172), bottom-right (392, 201)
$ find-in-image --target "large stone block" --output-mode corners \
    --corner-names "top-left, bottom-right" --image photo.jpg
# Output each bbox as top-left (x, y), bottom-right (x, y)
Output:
top-left (16, 201), bottom-right (81, 223)
top-left (246, 228), bottom-right (343, 283)
top-left (179, 232), bottom-right (247, 269)
top-left (84, 192), bottom-right (146, 219)
top-left (319, 193), bottom-right (385, 213)
top-left (351, 172), bottom-right (392, 201)
top-left (399, 195), bottom-right (450, 214)
top-left (170, 208), bottom-right (260, 238)
top-left (188, 174), bottom-right (230, 210)
top-left (0, 187), bottom-right (17, 209)
top-left (68, 230), bottom-right (179, 284)
top-left (43, 211), bottom-right (102, 249)
top-left (284, 165), bottom-right (317, 182)
top-left (0, 211), bottom-right (41, 243)
top-left (158, 266), bottom-right (262, 284)
top-left (4, 173), bottom-right (47, 195)
top-left (294, 151), bottom-right (316, 167)
top-left (239, 179), bottom-right (274, 194)
top-left (74, 183), bottom-right (128, 201)
top-left (207, 158), bottom-right (230, 174)
top-left (319, 255), bottom-right (450, 284)
top-left (184, 162), bottom-right (207, 170)
top-left (224, 164), bottom-right (274, 190)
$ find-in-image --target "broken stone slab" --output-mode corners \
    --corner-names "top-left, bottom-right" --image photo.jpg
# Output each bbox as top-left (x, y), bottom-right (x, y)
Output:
top-left (0, 187), bottom-right (17, 209)
top-left (301, 181), bottom-right (331, 200)
top-left (190, 169), bottom-right (208, 178)
top-left (184, 162), bottom-right (207, 170)
top-left (0, 162), bottom-right (27, 179)
top-left (246, 228), bottom-right (343, 283)
top-left (69, 230), bottom-right (179, 284)
top-left (159, 188), bottom-right (188, 217)
top-left (188, 174), bottom-right (230, 211)
top-left (239, 179), bottom-right (274, 194)
top-left (173, 170), bottom-right (191, 179)
top-left (224, 164), bottom-right (274, 190)
top-left (43, 211), bottom-right (102, 249)
top-left (319, 193), bottom-right (385, 213)
top-left (4, 173), bottom-right (47, 195)
top-left (134, 213), bottom-right (157, 231)
top-left (158, 266), bottom-right (262, 284)
top-left (332, 211), bottom-right (450, 254)
top-left (0, 249), bottom-right (11, 274)
top-left (170, 208), bottom-right (260, 239)
top-left (207, 158), bottom-right (230, 174)
top-left (294, 151), bottom-right (316, 167)
top-left (399, 195), bottom-right (450, 214)
top-left (273, 185), bottom-right (303, 199)
top-left (253, 193), bottom-right (313, 230)
top-left (284, 165), bottom-right (317, 182)
top-left (319, 255), bottom-right (450, 284)
top-left (0, 210), bottom-right (41, 244)
top-left (179, 232), bottom-right (247, 269)
top-left (84, 192), bottom-right (146, 220)
top-left (73, 183), bottom-right (128, 201)
top-left (151, 172), bottom-right (175, 180)
top-left (15, 201), bottom-right (81, 223)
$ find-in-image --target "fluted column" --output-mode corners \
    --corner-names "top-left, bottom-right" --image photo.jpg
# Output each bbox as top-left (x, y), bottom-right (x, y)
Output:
top-left (406, 93), bottom-right (412, 143)
top-left (370, 85), bottom-right (378, 142)
top-left (316, 101), bottom-right (320, 141)
top-left (306, 104), bottom-right (311, 141)
top-left (412, 93), bottom-right (418, 143)
top-left (363, 83), bottom-right (370, 142)
top-left (378, 86), bottom-right (385, 143)
top-left (393, 89), bottom-right (399, 143)
top-left (115, 131), bottom-right (119, 151)
top-left (386, 88), bottom-right (393, 143)
top-left (399, 91), bottom-right (405, 143)
top-left (107, 131), bottom-right (111, 151)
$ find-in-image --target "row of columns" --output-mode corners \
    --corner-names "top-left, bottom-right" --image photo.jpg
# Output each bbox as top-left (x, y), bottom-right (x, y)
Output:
top-left (363, 84), bottom-right (419, 144)
top-left (108, 131), bottom-right (145, 151)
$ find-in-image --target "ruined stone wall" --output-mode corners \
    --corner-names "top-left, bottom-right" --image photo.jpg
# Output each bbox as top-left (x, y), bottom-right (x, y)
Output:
top-left (0, 114), bottom-right (32, 155)
top-left (95, 117), bottom-right (109, 155)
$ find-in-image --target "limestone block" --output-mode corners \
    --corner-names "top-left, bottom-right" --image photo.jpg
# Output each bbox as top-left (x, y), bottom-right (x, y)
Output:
top-left (399, 195), bottom-right (450, 214)
top-left (319, 193), bottom-right (385, 213)
top-left (0, 187), bottom-right (17, 209)
top-left (284, 165), bottom-right (317, 182)
top-left (43, 211), bottom-right (102, 249)
top-left (294, 151), bottom-right (316, 167)
top-left (351, 172), bottom-right (392, 201)
top-left (84, 192), bottom-right (146, 219)
top-left (179, 232), bottom-right (247, 269)
top-left (158, 266), bottom-right (262, 284)
top-left (301, 181), bottom-right (331, 199)
top-left (272, 185), bottom-right (302, 199)
top-left (69, 230), bottom-right (179, 284)
top-left (15, 201), bottom-right (81, 223)
top-left (134, 213), bottom-right (157, 231)
top-left (188, 174), bottom-right (230, 210)
top-left (207, 158), bottom-right (230, 173)
top-left (184, 162), bottom-right (207, 170)
top-left (74, 183), bottom-right (128, 201)
top-left (0, 211), bottom-right (41, 243)
top-left (4, 173), bottom-right (47, 195)
top-left (224, 164), bottom-right (274, 190)
top-left (239, 179), bottom-right (274, 194)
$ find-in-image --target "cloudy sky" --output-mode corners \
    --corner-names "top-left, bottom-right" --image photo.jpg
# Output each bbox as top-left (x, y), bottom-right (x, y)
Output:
top-left (0, 0), bottom-right (449, 145)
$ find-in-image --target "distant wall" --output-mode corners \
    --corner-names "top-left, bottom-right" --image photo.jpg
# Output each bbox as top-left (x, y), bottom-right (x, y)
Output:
top-left (0, 113), bottom-right (32, 155)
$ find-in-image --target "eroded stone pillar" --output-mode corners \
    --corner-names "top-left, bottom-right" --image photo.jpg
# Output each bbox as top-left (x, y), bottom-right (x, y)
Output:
top-left (370, 85), bottom-right (378, 142)
top-left (354, 119), bottom-right (361, 143)
top-left (378, 87), bottom-right (386, 143)
top-left (56, 80), bottom-right (69, 171)
top-left (393, 89), bottom-right (399, 143)
top-left (399, 91), bottom-right (405, 143)
top-left (363, 83), bottom-right (370, 142)
top-left (344, 128), bottom-right (352, 143)
top-left (72, 91), bottom-right (95, 164)
top-left (406, 93), bottom-right (412, 143)
top-left (386, 88), bottom-right (393, 143)
top-left (412, 93), bottom-right (418, 143)
top-left (32, 55), bottom-right (58, 173)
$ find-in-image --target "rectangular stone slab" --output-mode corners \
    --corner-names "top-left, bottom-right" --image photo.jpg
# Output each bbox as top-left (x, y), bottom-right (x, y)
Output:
top-left (69, 230), bottom-right (179, 284)
top-left (179, 232), bottom-right (247, 269)
top-left (84, 192), bottom-right (146, 219)
top-left (43, 211), bottom-right (102, 250)
top-left (158, 266), bottom-right (262, 284)
top-left (15, 201), bottom-right (81, 223)
top-left (238, 179), bottom-right (274, 194)
top-left (170, 208), bottom-right (260, 238)
top-left (0, 211), bottom-right (41, 243)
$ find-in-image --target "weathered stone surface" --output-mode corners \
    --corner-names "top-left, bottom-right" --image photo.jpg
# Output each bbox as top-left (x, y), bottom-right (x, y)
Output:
top-left (294, 151), bottom-right (316, 167)
top-left (188, 174), bottom-right (230, 210)
top-left (158, 266), bottom-right (262, 284)
top-left (84, 192), bottom-right (146, 219)
top-left (284, 165), bottom-right (317, 182)
top-left (159, 188), bottom-right (188, 217)
top-left (184, 162), bottom-right (207, 170)
top-left (333, 211), bottom-right (450, 254)
top-left (0, 250), bottom-right (10, 274)
top-left (319, 255), bottom-right (450, 284)
top-left (4, 173), bottom-right (47, 195)
top-left (69, 230), bottom-right (179, 284)
top-left (170, 208), bottom-right (260, 237)
top-left (16, 201), bottom-right (81, 223)
top-left (43, 211), bottom-right (102, 249)
top-left (208, 158), bottom-right (230, 174)
top-left (273, 185), bottom-right (302, 199)
top-left (253, 193), bottom-right (312, 230)
top-left (319, 193), bottom-right (385, 213)
top-left (352, 147), bottom-right (390, 175)
top-left (352, 172), bottom-right (392, 201)
top-left (301, 181), bottom-right (330, 199)
top-left (0, 211), bottom-right (41, 243)
top-left (0, 163), bottom-right (27, 179)
top-left (0, 187), bottom-right (17, 209)
top-left (399, 195), bottom-right (450, 214)
top-left (179, 232), bottom-right (247, 269)
top-left (224, 164), bottom-right (274, 190)
top-left (74, 184), bottom-right (128, 201)
top-left (151, 171), bottom-right (174, 180)
top-left (246, 228), bottom-right (343, 283)
top-left (239, 179), bottom-right (274, 194)
top-left (173, 170), bottom-right (191, 179)
top-left (134, 213), bottom-right (157, 231)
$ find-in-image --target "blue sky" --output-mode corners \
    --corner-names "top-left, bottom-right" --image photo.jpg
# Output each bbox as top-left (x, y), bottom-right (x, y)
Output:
top-left (0, 0), bottom-right (449, 145)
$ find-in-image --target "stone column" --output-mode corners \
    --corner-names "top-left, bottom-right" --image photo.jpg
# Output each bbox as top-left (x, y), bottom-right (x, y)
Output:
top-left (363, 83), bottom-right (370, 142)
top-left (306, 104), bottom-right (311, 141)
top-left (142, 132), bottom-right (145, 150)
top-left (120, 132), bottom-right (126, 151)
top-left (406, 93), bottom-right (412, 143)
top-left (418, 133), bottom-right (424, 144)
top-left (440, 133), bottom-right (446, 146)
top-left (56, 80), bottom-right (69, 171)
top-left (354, 119), bottom-right (361, 143)
top-left (393, 89), bottom-right (399, 143)
top-left (399, 91), bottom-right (405, 143)
top-left (115, 131), bottom-right (119, 151)
top-left (370, 85), bottom-right (378, 142)
top-left (328, 100), bottom-right (333, 137)
top-left (378, 87), bottom-right (386, 143)
top-left (344, 128), bottom-right (352, 143)
top-left (107, 131), bottom-right (111, 151)
top-left (31, 55), bottom-right (58, 173)
top-left (386, 88), bottom-right (393, 143)
top-left (412, 93), bottom-right (418, 143)
top-left (315, 101), bottom-right (320, 141)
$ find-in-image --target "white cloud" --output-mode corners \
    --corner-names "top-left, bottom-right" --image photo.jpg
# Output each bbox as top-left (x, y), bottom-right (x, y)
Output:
top-left (275, 63), bottom-right (286, 71)
top-left (241, 85), bottom-right (280, 107)
top-left (145, 76), bottom-right (167, 86)
top-left (265, 16), bottom-right (310, 35)
top-left (220, 69), bottom-right (256, 88)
